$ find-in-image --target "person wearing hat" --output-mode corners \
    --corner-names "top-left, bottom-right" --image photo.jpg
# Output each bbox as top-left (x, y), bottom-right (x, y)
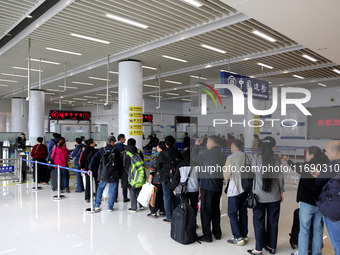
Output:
top-left (88, 136), bottom-right (123, 212)
top-left (247, 136), bottom-right (285, 255)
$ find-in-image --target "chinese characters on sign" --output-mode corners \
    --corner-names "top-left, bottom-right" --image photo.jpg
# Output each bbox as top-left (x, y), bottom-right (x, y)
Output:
top-left (0, 166), bottom-right (15, 173)
top-left (318, 119), bottom-right (340, 127)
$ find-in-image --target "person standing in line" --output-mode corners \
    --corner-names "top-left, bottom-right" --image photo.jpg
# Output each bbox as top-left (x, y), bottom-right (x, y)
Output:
top-left (224, 139), bottom-right (249, 246)
top-left (51, 137), bottom-right (70, 193)
top-left (183, 132), bottom-right (191, 149)
top-left (252, 134), bottom-right (260, 150)
top-left (48, 133), bottom-right (60, 157)
top-left (115, 134), bottom-right (130, 203)
top-left (247, 136), bottom-right (284, 255)
top-left (239, 134), bottom-right (244, 144)
top-left (31, 137), bottom-right (48, 184)
top-left (147, 141), bottom-right (166, 218)
top-left (72, 137), bottom-right (85, 193)
top-left (122, 138), bottom-right (145, 213)
top-left (89, 136), bottom-right (122, 212)
top-left (191, 135), bottom-right (225, 243)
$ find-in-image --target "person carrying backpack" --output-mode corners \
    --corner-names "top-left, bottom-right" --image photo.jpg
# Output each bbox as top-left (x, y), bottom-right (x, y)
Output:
top-left (157, 136), bottom-right (183, 222)
top-left (88, 136), bottom-right (122, 212)
top-left (122, 138), bottom-right (145, 213)
top-left (71, 137), bottom-right (85, 192)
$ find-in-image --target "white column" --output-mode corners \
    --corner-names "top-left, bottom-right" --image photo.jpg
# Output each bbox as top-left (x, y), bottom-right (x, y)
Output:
top-left (119, 60), bottom-right (143, 149)
top-left (11, 98), bottom-right (28, 133)
top-left (28, 90), bottom-right (45, 143)
top-left (0, 114), bottom-right (6, 132)
top-left (6, 113), bottom-right (11, 132)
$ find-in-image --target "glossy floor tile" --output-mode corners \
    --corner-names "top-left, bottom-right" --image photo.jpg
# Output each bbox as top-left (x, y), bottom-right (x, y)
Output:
top-left (0, 176), bottom-right (335, 255)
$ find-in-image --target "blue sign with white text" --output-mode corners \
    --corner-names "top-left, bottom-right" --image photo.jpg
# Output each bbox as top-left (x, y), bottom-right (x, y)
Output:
top-left (220, 71), bottom-right (269, 100)
top-left (0, 166), bottom-right (14, 173)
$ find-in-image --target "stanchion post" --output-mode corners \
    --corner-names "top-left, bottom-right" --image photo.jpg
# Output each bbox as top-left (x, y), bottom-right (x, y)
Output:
top-left (86, 170), bottom-right (99, 214)
top-left (53, 165), bottom-right (65, 200)
top-left (18, 158), bottom-right (22, 184)
top-left (32, 160), bottom-right (42, 191)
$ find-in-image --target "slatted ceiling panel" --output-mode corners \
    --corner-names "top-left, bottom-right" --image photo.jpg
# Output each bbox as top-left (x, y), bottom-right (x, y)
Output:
top-left (0, 0), bottom-right (41, 38)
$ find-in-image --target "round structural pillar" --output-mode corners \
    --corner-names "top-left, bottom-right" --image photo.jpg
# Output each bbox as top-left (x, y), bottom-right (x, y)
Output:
top-left (11, 98), bottom-right (28, 133)
top-left (118, 60), bottom-right (143, 149)
top-left (0, 114), bottom-right (6, 132)
top-left (29, 90), bottom-right (45, 143)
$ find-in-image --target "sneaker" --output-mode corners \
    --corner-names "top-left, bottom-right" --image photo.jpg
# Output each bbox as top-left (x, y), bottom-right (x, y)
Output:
top-left (128, 208), bottom-right (137, 213)
top-left (147, 213), bottom-right (158, 219)
top-left (139, 206), bottom-right (144, 210)
top-left (244, 236), bottom-right (249, 243)
top-left (108, 208), bottom-right (114, 212)
top-left (159, 212), bottom-right (166, 217)
top-left (123, 198), bottom-right (130, 203)
top-left (227, 237), bottom-right (245, 246)
top-left (94, 207), bottom-right (101, 212)
top-left (163, 218), bottom-right (171, 223)
top-left (291, 251), bottom-right (298, 255)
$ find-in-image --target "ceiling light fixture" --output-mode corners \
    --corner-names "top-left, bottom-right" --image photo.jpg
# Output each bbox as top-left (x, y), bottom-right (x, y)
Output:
top-left (257, 63), bottom-right (274, 69)
top-left (70, 33), bottom-right (110, 44)
top-left (318, 83), bottom-right (327, 87)
top-left (190, 75), bottom-right (207, 80)
top-left (72, 81), bottom-right (93, 86)
top-left (333, 69), bottom-right (340, 75)
top-left (0, 84), bottom-right (9, 87)
top-left (293, 74), bottom-right (304, 79)
top-left (0, 79), bottom-right (17, 83)
top-left (302, 54), bottom-right (317, 62)
top-left (144, 84), bottom-right (158, 88)
top-left (46, 89), bottom-right (61, 92)
top-left (165, 80), bottom-right (182, 84)
top-left (89, 77), bottom-right (110, 81)
top-left (220, 70), bottom-right (238, 75)
top-left (84, 96), bottom-right (98, 99)
top-left (110, 91), bottom-right (119, 94)
top-left (106, 13), bottom-right (148, 29)
top-left (13, 66), bottom-right (43, 72)
top-left (183, 0), bottom-right (203, 7)
top-left (185, 90), bottom-right (198, 93)
top-left (58, 86), bottom-right (78, 89)
top-left (109, 71), bottom-right (118, 74)
top-left (166, 93), bottom-right (180, 96)
top-left (162, 55), bottom-right (188, 63)
top-left (182, 99), bottom-right (192, 101)
top-left (46, 47), bottom-right (82, 55)
top-left (201, 44), bottom-right (226, 54)
top-left (72, 98), bottom-right (87, 101)
top-left (143, 65), bottom-right (157, 70)
top-left (252, 30), bottom-right (276, 43)
top-left (30, 58), bottom-right (60, 65)
top-left (1, 73), bottom-right (27, 78)
top-left (150, 95), bottom-right (162, 98)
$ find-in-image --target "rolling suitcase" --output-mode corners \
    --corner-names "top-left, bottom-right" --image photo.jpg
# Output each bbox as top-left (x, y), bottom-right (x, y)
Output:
top-left (50, 168), bottom-right (57, 191)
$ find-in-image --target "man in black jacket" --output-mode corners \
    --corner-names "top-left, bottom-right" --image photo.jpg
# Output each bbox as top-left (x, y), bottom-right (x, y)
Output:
top-left (89, 136), bottom-right (122, 212)
top-left (192, 135), bottom-right (226, 242)
top-left (115, 134), bottom-right (130, 203)
top-left (157, 135), bottom-right (183, 222)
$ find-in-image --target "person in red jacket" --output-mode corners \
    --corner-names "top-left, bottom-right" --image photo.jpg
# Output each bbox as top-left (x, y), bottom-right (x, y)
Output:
top-left (51, 137), bottom-right (70, 193)
top-left (31, 137), bottom-right (48, 184)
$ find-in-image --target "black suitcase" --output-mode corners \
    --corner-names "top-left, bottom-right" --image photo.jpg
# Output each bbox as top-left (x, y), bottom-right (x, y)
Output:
top-left (171, 200), bottom-right (197, 245)
top-left (50, 168), bottom-right (57, 191)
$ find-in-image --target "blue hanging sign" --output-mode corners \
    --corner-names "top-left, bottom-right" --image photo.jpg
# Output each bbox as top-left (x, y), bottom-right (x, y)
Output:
top-left (220, 71), bottom-right (269, 100)
top-left (0, 166), bottom-right (15, 173)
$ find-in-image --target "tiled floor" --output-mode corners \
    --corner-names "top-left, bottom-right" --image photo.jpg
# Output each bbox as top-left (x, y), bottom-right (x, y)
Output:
top-left (0, 176), bottom-right (335, 255)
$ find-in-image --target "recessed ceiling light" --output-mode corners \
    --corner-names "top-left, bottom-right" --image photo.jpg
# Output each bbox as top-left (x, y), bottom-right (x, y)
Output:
top-left (205, 64), bottom-right (212, 68)
top-left (257, 63), bottom-right (274, 69)
top-left (27, 15), bottom-right (33, 18)
top-left (0, 79), bottom-right (17, 83)
top-left (185, 90), bottom-right (198, 93)
top-left (0, 84), bottom-right (9, 87)
top-left (183, 0), bottom-right (202, 7)
top-left (46, 47), bottom-right (82, 56)
top-left (283, 71), bottom-right (289, 74)
top-left (333, 69), bottom-right (340, 75)
top-left (318, 83), bottom-right (327, 87)
top-left (166, 93), bottom-right (180, 96)
top-left (293, 74), bottom-right (304, 79)
top-left (144, 84), bottom-right (158, 88)
top-left (72, 81), bottom-right (93, 86)
top-left (70, 33), bottom-right (110, 44)
top-left (244, 58), bottom-right (250, 61)
top-left (201, 44), bottom-right (226, 54)
top-left (162, 55), bottom-right (187, 63)
top-left (13, 66), bottom-right (43, 72)
top-left (44, 92), bottom-right (55, 95)
top-left (302, 54), bottom-right (317, 62)
top-left (252, 30), bottom-right (276, 43)
top-left (150, 95), bottom-right (162, 98)
top-left (143, 66), bottom-right (157, 70)
top-left (106, 13), bottom-right (148, 29)
top-left (109, 71), bottom-right (118, 74)
top-left (1, 73), bottom-right (27, 78)
top-left (46, 89), bottom-right (61, 92)
top-left (110, 91), bottom-right (119, 93)
top-left (89, 77), bottom-right (110, 81)
top-left (190, 75), bottom-right (207, 80)
top-left (182, 99), bottom-right (192, 101)
top-left (30, 58), bottom-right (60, 65)
top-left (165, 80), bottom-right (182, 84)
top-left (73, 98), bottom-right (87, 101)
top-left (84, 96), bottom-right (98, 99)
top-left (58, 86), bottom-right (78, 89)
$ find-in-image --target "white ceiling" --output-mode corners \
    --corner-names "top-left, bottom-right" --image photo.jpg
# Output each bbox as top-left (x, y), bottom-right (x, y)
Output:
top-left (0, 0), bottom-right (339, 107)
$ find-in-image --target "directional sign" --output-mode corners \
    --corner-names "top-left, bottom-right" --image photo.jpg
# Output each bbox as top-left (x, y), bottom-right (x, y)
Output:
top-left (0, 166), bottom-right (14, 173)
top-left (220, 71), bottom-right (269, 100)
top-left (129, 113), bottom-right (143, 118)
top-left (129, 125), bottom-right (143, 130)
top-left (129, 107), bottom-right (143, 112)
top-left (129, 118), bottom-right (143, 124)
top-left (129, 131), bottom-right (143, 136)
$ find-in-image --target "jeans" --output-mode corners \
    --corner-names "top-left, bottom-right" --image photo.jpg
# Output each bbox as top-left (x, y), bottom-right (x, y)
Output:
top-left (55, 168), bottom-right (69, 190)
top-left (75, 170), bottom-right (84, 192)
top-left (228, 192), bottom-right (248, 239)
top-left (162, 182), bottom-right (180, 221)
top-left (129, 188), bottom-right (142, 210)
top-left (324, 216), bottom-right (340, 255)
top-left (94, 181), bottom-right (118, 210)
top-left (298, 202), bottom-right (324, 255)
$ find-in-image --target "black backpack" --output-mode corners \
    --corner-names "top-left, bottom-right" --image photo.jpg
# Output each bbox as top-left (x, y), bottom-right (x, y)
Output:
top-left (162, 150), bottom-right (182, 190)
top-left (98, 148), bottom-right (119, 183)
top-left (171, 200), bottom-right (197, 245)
top-left (241, 154), bottom-right (254, 191)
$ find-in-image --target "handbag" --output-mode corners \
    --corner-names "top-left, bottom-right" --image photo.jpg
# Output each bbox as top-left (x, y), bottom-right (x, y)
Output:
top-left (245, 174), bottom-right (258, 209)
top-left (174, 167), bottom-right (193, 197)
top-left (137, 183), bottom-right (155, 207)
